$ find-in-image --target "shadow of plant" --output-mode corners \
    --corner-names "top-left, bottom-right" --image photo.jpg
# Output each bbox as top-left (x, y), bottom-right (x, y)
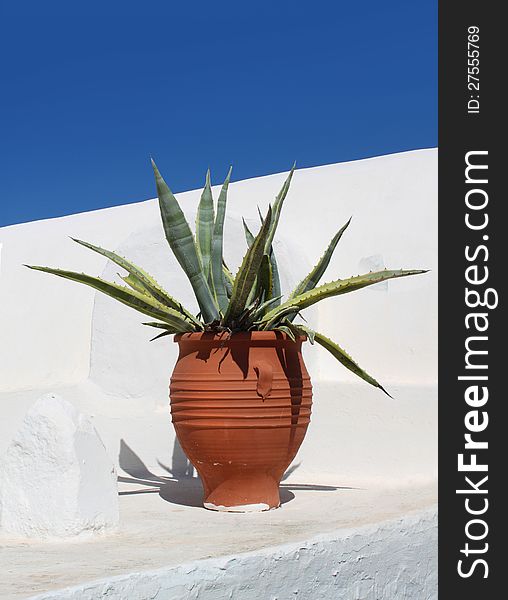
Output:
top-left (118, 439), bottom-right (351, 509)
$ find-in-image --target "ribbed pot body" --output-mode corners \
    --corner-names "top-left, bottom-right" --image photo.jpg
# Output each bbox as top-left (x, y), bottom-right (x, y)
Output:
top-left (170, 332), bottom-right (312, 512)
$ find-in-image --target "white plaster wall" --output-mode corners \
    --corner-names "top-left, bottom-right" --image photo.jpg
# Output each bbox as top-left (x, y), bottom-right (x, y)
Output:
top-left (0, 200), bottom-right (159, 391)
top-left (0, 150), bottom-right (437, 482)
top-left (0, 149), bottom-right (436, 392)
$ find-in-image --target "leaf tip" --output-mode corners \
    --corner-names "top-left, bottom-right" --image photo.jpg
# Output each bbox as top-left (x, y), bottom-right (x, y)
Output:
top-left (379, 384), bottom-right (394, 399)
top-left (150, 157), bottom-right (161, 178)
top-left (221, 166), bottom-right (233, 187)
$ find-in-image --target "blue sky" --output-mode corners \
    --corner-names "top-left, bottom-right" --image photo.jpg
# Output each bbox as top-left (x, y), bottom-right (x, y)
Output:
top-left (0, 2), bottom-right (436, 227)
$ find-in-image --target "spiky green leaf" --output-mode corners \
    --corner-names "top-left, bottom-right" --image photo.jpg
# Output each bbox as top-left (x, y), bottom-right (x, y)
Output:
top-left (257, 254), bottom-right (273, 301)
top-left (251, 295), bottom-right (283, 321)
top-left (244, 219), bottom-right (281, 307)
top-left (149, 329), bottom-right (176, 341)
top-left (195, 169), bottom-right (214, 279)
top-left (242, 218), bottom-right (255, 247)
top-left (269, 248), bottom-right (281, 305)
top-left (311, 329), bottom-right (392, 397)
top-left (223, 206), bottom-right (272, 323)
top-left (142, 321), bottom-right (180, 341)
top-left (273, 324), bottom-right (296, 342)
top-left (261, 269), bottom-right (428, 324)
top-left (142, 321), bottom-right (173, 329)
top-left (264, 163), bottom-right (295, 253)
top-left (152, 159), bottom-right (218, 323)
top-left (222, 263), bottom-right (234, 298)
top-left (210, 167), bottom-right (233, 313)
top-left (120, 273), bottom-right (148, 295)
top-left (26, 265), bottom-right (196, 332)
top-left (254, 167), bottom-right (294, 306)
top-left (289, 217), bottom-right (351, 301)
top-left (291, 323), bottom-right (316, 344)
top-left (71, 238), bottom-right (199, 326)
top-left (260, 303), bottom-right (299, 330)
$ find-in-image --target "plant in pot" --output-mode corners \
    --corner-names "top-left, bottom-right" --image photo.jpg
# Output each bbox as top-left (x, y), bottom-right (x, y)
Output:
top-left (27, 161), bottom-right (427, 512)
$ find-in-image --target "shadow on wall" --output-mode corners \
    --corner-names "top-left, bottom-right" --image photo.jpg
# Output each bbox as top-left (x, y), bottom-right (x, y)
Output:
top-left (118, 439), bottom-right (346, 508)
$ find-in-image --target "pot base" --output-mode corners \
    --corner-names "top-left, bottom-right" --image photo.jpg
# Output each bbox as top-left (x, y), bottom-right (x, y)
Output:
top-left (201, 471), bottom-right (281, 512)
top-left (203, 501), bottom-right (276, 513)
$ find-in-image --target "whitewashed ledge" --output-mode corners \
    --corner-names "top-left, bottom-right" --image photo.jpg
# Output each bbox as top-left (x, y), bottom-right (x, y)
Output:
top-left (1, 483), bottom-right (437, 600)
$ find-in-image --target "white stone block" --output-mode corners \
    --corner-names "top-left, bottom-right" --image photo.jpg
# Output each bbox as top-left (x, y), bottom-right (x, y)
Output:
top-left (0, 393), bottom-right (119, 539)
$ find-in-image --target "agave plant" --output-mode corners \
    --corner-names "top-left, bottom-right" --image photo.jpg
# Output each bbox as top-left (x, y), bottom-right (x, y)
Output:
top-left (27, 161), bottom-right (427, 396)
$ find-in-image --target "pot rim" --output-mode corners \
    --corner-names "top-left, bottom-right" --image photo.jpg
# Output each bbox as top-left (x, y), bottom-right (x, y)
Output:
top-left (174, 331), bottom-right (306, 343)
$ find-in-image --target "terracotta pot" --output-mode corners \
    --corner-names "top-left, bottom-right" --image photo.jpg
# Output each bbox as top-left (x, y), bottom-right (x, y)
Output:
top-left (170, 331), bottom-right (312, 512)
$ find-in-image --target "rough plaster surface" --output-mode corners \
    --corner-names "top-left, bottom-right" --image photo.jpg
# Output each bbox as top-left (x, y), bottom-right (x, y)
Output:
top-left (26, 509), bottom-right (437, 600)
top-left (0, 394), bottom-right (119, 539)
top-left (0, 480), bottom-right (437, 600)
